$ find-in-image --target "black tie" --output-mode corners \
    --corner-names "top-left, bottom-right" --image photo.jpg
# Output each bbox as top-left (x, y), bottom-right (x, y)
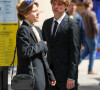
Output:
top-left (52, 20), bottom-right (58, 37)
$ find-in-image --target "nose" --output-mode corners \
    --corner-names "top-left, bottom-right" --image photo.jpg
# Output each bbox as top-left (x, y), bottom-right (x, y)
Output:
top-left (54, 4), bottom-right (58, 8)
top-left (37, 10), bottom-right (39, 15)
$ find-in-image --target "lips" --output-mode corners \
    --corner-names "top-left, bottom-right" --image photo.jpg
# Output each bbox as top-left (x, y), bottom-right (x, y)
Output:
top-left (36, 16), bottom-right (39, 19)
top-left (54, 10), bottom-right (58, 12)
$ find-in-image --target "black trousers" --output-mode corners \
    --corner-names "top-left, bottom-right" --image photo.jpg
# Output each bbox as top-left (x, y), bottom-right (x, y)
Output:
top-left (50, 80), bottom-right (78, 90)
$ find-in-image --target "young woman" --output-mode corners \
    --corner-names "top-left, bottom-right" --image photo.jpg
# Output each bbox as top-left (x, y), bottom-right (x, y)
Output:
top-left (16, 0), bottom-right (56, 90)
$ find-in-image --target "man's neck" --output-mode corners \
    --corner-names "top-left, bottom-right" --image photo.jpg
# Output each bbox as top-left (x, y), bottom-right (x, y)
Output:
top-left (54, 12), bottom-right (65, 20)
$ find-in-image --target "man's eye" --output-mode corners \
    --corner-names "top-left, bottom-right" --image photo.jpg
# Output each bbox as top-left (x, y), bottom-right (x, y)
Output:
top-left (58, 3), bottom-right (63, 5)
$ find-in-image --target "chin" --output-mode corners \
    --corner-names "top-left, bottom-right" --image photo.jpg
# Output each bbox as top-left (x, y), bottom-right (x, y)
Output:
top-left (54, 11), bottom-right (58, 14)
top-left (36, 20), bottom-right (39, 22)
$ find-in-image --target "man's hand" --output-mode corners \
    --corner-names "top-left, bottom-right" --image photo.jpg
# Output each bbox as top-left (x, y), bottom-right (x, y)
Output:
top-left (49, 80), bottom-right (56, 86)
top-left (66, 79), bottom-right (75, 90)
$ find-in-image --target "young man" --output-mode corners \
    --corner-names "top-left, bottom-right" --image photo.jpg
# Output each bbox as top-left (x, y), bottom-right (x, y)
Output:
top-left (42, 0), bottom-right (81, 90)
top-left (67, 0), bottom-right (85, 52)
top-left (79, 0), bottom-right (98, 74)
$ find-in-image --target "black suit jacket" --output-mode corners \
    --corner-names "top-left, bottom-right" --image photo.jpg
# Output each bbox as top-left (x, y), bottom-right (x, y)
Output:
top-left (42, 14), bottom-right (81, 81)
top-left (16, 21), bottom-right (55, 90)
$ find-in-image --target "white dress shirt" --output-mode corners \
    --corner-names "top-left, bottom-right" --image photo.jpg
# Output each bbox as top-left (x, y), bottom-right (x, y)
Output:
top-left (51, 13), bottom-right (66, 36)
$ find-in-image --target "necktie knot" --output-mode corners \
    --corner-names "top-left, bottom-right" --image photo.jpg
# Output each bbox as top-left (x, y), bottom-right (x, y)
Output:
top-left (54, 20), bottom-right (58, 25)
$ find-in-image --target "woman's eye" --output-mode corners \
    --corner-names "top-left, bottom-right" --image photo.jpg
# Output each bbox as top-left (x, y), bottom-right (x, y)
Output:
top-left (33, 10), bottom-right (36, 12)
top-left (33, 10), bottom-right (38, 12)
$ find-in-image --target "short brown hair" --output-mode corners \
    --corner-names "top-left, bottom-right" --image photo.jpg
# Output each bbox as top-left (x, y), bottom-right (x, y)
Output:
top-left (83, 0), bottom-right (92, 8)
top-left (50, 0), bottom-right (71, 7)
top-left (16, 1), bottom-right (39, 21)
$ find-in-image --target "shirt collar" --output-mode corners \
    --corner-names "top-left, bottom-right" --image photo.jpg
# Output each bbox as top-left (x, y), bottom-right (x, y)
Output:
top-left (24, 19), bottom-right (34, 27)
top-left (53, 12), bottom-right (66, 24)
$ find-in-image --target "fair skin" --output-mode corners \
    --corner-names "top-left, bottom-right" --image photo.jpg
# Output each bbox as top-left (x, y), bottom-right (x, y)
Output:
top-left (52, 0), bottom-right (66, 20)
top-left (24, 4), bottom-right (39, 24)
top-left (88, 1), bottom-right (93, 10)
top-left (49, 80), bottom-right (56, 86)
top-left (68, 2), bottom-right (77, 15)
top-left (24, 4), bottom-right (56, 86)
top-left (52, 1), bottom-right (75, 89)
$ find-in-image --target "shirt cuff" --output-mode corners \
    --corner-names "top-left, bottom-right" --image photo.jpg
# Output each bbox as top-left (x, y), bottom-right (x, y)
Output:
top-left (68, 78), bottom-right (75, 81)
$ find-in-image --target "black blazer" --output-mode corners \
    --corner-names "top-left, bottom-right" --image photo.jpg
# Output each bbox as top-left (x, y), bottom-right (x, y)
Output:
top-left (16, 21), bottom-right (55, 90)
top-left (42, 14), bottom-right (81, 81)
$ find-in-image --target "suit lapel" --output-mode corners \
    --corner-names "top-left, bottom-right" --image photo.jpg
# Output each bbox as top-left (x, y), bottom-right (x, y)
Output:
top-left (35, 26), bottom-right (43, 40)
top-left (30, 28), bottom-right (37, 42)
top-left (30, 26), bottom-right (44, 42)
top-left (54, 14), bottom-right (69, 43)
top-left (22, 21), bottom-right (38, 43)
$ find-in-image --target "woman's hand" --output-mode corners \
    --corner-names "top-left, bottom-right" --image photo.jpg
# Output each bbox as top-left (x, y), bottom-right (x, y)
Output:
top-left (49, 80), bottom-right (56, 86)
top-left (45, 41), bottom-right (47, 45)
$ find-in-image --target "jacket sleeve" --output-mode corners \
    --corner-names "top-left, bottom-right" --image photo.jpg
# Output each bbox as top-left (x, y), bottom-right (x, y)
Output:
top-left (91, 12), bottom-right (99, 35)
top-left (42, 53), bottom-right (56, 81)
top-left (17, 26), bottom-right (48, 59)
top-left (68, 20), bottom-right (81, 80)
